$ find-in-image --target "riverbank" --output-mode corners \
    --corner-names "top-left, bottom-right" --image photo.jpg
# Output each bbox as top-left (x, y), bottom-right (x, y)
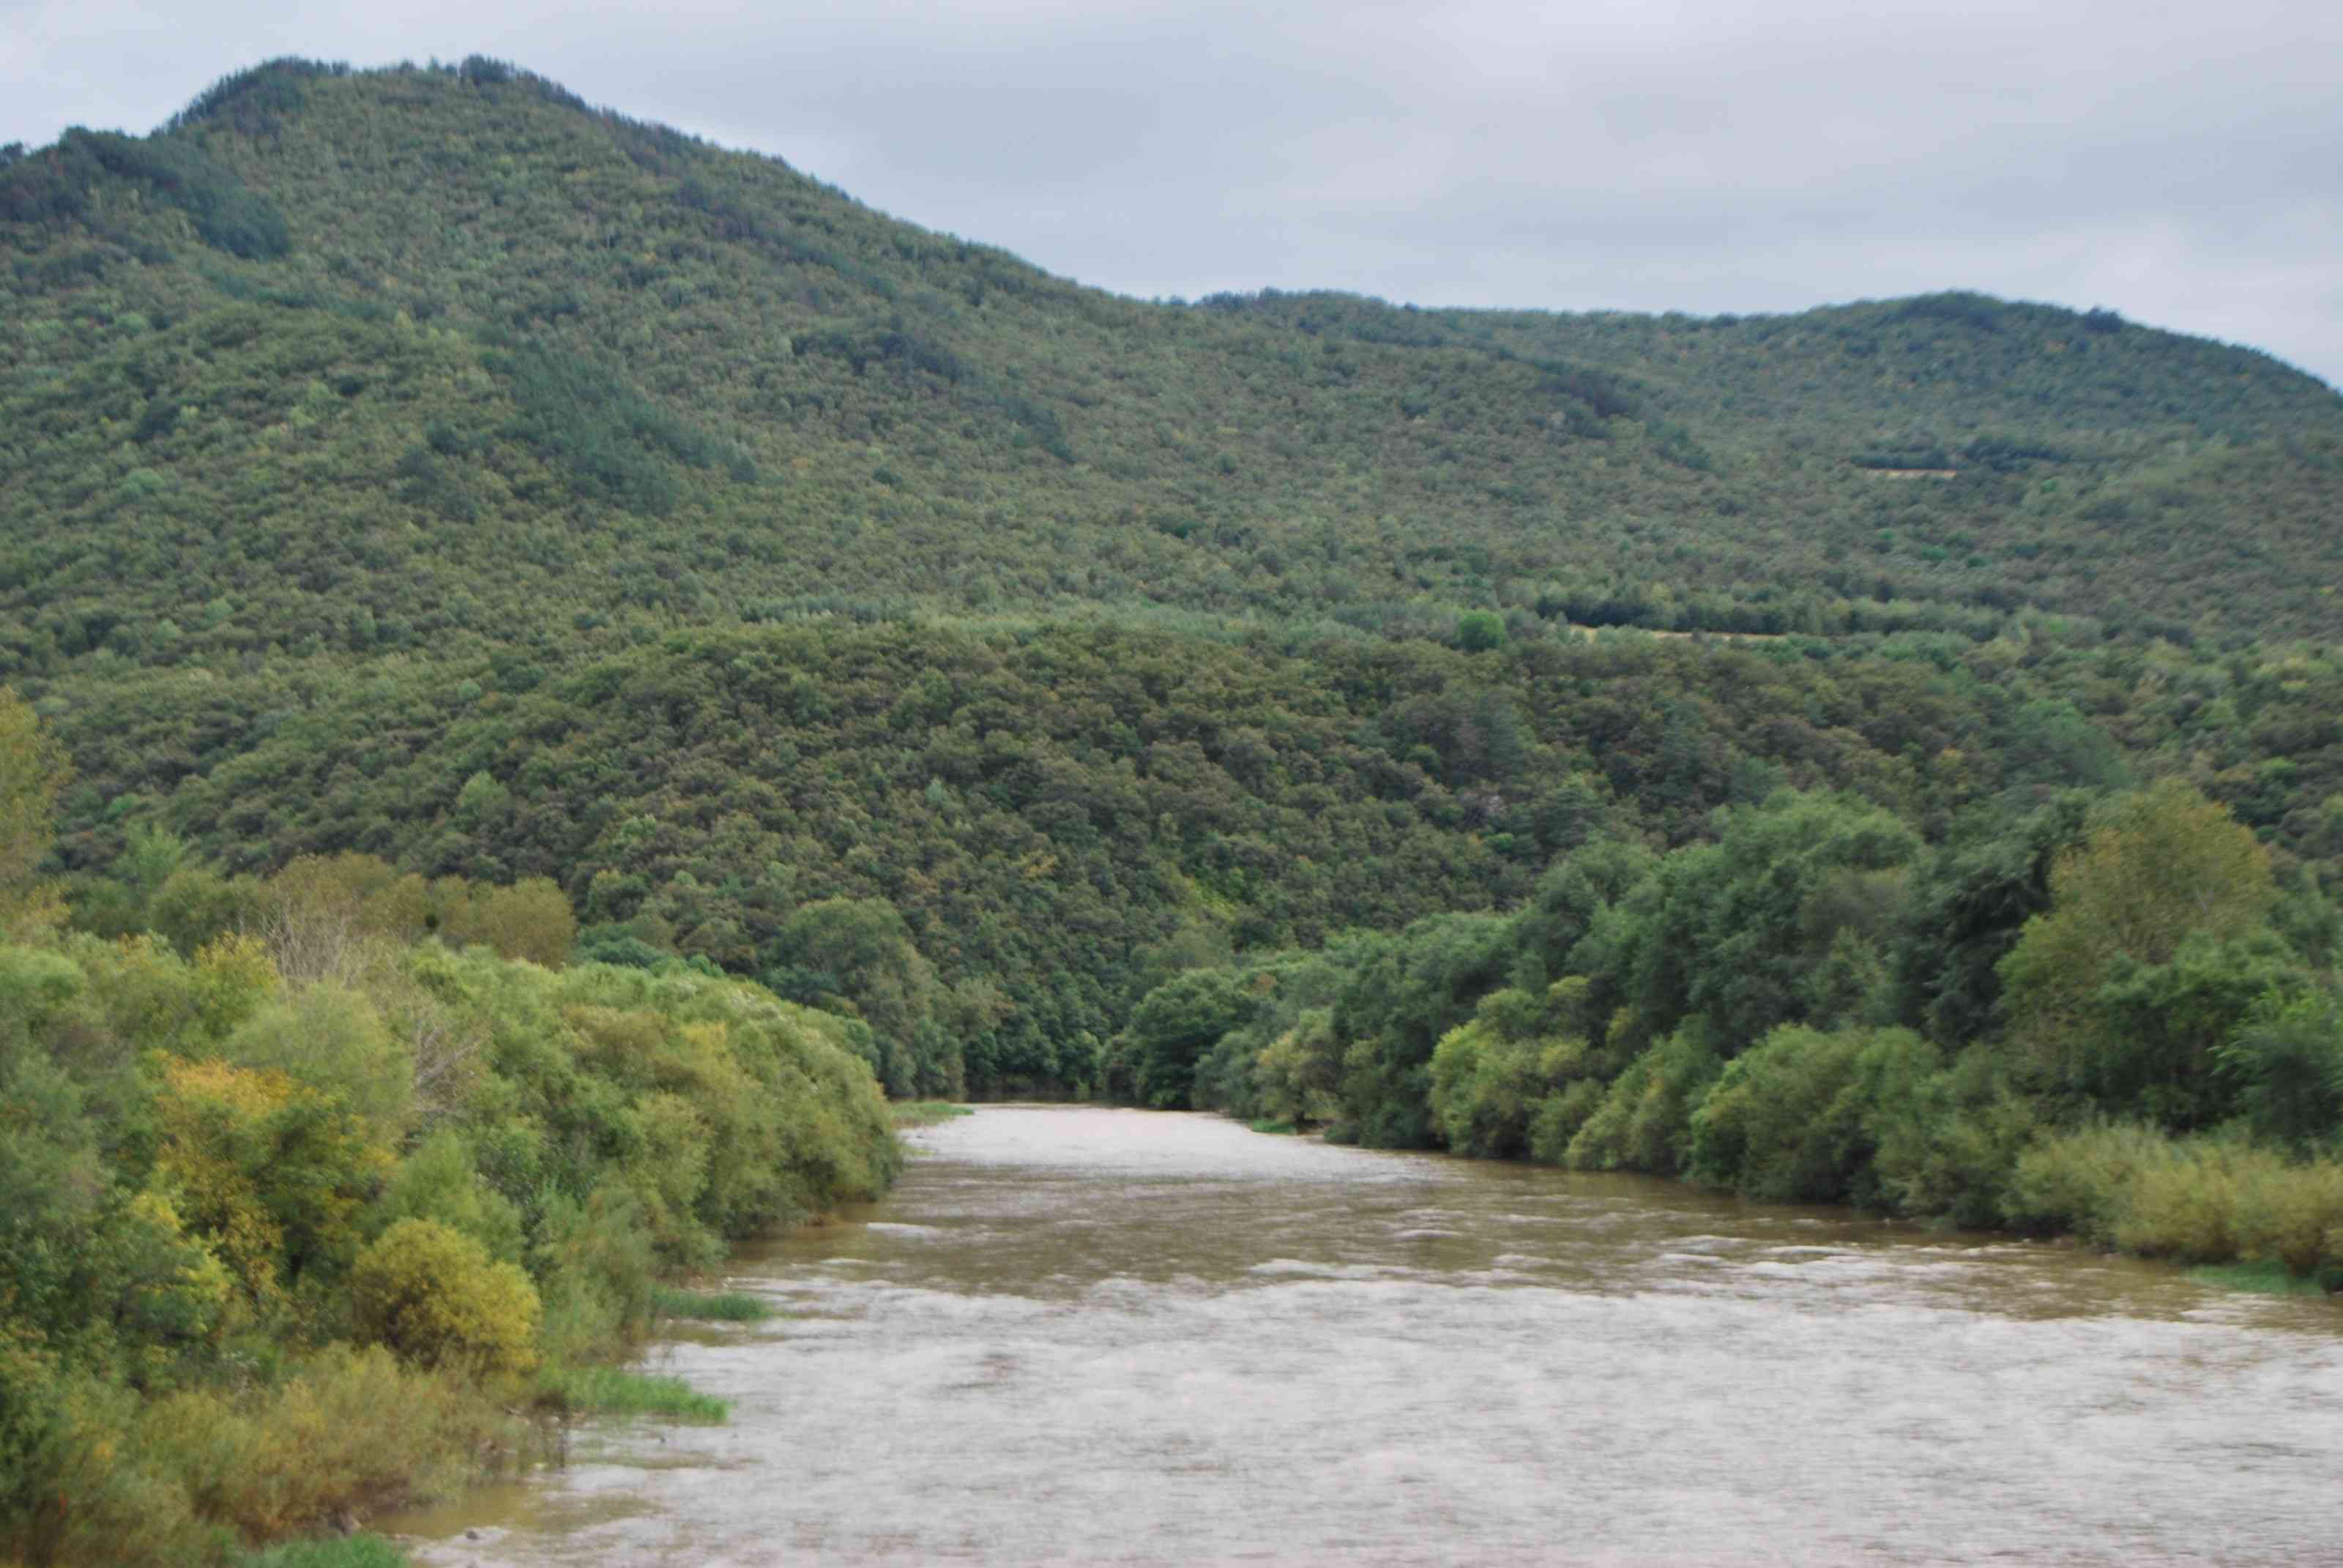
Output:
top-left (0, 867), bottom-right (906, 1567)
top-left (1237, 1109), bottom-right (2343, 1298)
top-left (1116, 783), bottom-right (2343, 1298)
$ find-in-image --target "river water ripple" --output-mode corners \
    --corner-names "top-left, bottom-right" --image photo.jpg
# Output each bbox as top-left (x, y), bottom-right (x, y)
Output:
top-left (398, 1105), bottom-right (2343, 1565)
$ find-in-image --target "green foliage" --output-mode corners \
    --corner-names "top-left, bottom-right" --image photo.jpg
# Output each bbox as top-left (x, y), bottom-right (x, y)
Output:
top-left (1865, 1047), bottom-right (2041, 1227)
top-left (2001, 782), bottom-right (2289, 1128)
top-left (0, 837), bottom-right (900, 1559)
top-left (221, 986), bottom-right (411, 1133)
top-left (650, 1286), bottom-right (772, 1323)
top-left (764, 897), bottom-right (956, 1097)
top-left (350, 1220), bottom-right (541, 1375)
top-left (1426, 982), bottom-right (1609, 1160)
top-left (1563, 1023), bottom-right (1725, 1176)
top-left (1893, 792), bottom-right (2093, 1045)
top-left (5, 78), bottom-right (2343, 1531)
top-left (1454, 611), bottom-right (1505, 652)
top-left (1998, 1123), bottom-right (2343, 1281)
top-left (4, 127), bottom-right (291, 258)
top-left (1686, 1026), bottom-right (1938, 1205)
top-left (366, 1130), bottom-right (525, 1266)
top-left (236, 1534), bottom-right (414, 1568)
top-left (2003, 1122), bottom-right (2173, 1242)
top-left (535, 1365), bottom-right (728, 1424)
top-left (2219, 990), bottom-right (2343, 1151)
top-left (485, 340), bottom-right (740, 518)
top-left (0, 686), bottom-right (68, 930)
top-left (1111, 967), bottom-right (1263, 1109)
top-left (132, 1343), bottom-right (519, 1542)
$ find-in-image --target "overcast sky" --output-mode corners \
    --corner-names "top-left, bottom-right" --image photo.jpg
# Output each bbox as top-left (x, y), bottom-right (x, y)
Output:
top-left (6, 0), bottom-right (2340, 388)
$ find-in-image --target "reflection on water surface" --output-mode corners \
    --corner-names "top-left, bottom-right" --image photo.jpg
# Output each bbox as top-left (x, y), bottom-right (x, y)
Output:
top-left (398, 1105), bottom-right (2343, 1566)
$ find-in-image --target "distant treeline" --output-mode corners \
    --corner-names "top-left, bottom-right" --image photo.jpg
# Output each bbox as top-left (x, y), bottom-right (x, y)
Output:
top-left (34, 616), bottom-right (2343, 1108)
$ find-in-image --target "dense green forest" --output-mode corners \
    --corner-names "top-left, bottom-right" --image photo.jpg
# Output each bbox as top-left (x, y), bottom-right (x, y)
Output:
top-left (5, 53), bottom-right (2343, 1561)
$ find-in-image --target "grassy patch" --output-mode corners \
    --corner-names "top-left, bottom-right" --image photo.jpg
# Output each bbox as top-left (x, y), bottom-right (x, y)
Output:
top-left (237, 1536), bottom-right (412, 1568)
top-left (891, 1100), bottom-right (975, 1127)
top-left (652, 1285), bottom-right (773, 1322)
top-left (2189, 1260), bottom-right (2336, 1298)
top-left (1248, 1118), bottom-right (1300, 1135)
top-left (537, 1366), bottom-right (729, 1424)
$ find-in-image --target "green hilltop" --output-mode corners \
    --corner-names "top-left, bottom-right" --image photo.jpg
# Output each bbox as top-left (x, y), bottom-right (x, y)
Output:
top-left (4, 56), bottom-right (2342, 1094)
top-left (4, 55), bottom-right (2339, 670)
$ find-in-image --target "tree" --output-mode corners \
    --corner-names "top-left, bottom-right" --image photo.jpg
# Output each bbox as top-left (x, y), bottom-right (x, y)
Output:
top-left (2001, 780), bottom-right (2288, 1125)
top-left (764, 898), bottom-right (952, 1097)
top-left (1455, 611), bottom-right (1505, 652)
top-left (0, 688), bottom-right (67, 934)
top-left (1115, 968), bottom-right (1259, 1109)
top-left (351, 1219), bottom-right (540, 1375)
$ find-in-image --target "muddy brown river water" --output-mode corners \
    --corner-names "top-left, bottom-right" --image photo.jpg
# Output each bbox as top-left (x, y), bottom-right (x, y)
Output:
top-left (396, 1105), bottom-right (2343, 1566)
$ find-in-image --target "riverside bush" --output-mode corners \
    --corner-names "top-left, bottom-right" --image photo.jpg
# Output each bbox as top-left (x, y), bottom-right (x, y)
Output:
top-left (1865, 1050), bottom-right (2041, 1227)
top-left (2003, 1123), bottom-right (2172, 1242)
top-left (2230, 1160), bottom-right (2343, 1280)
top-left (135, 1345), bottom-right (521, 1541)
top-left (2007, 1124), bottom-right (2343, 1280)
top-left (0, 826), bottom-right (900, 1561)
top-left (1563, 1023), bottom-right (1723, 1175)
top-left (350, 1220), bottom-right (541, 1375)
top-left (1686, 1026), bottom-right (1940, 1205)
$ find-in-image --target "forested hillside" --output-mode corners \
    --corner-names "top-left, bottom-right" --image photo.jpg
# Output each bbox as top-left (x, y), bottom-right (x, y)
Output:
top-left (2, 56), bottom-right (2340, 1102)
top-left (4, 55), bottom-right (2339, 680)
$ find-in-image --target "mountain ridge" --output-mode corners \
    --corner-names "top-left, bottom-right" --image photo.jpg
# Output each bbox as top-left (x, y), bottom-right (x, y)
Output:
top-left (5, 54), bottom-right (2340, 684)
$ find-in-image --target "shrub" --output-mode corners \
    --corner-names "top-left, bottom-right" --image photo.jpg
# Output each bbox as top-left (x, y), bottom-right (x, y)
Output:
top-left (1455, 611), bottom-right (1505, 652)
top-left (2230, 1158), bottom-right (2343, 1280)
top-left (1429, 1020), bottom-right (1545, 1158)
top-left (1564, 1023), bottom-right (1723, 1176)
top-left (138, 1345), bottom-right (519, 1539)
top-left (220, 986), bottom-right (411, 1133)
top-left (530, 1184), bottom-right (658, 1367)
top-left (154, 1059), bottom-right (388, 1307)
top-left (2006, 1123), bottom-right (2343, 1279)
top-left (365, 1130), bottom-right (525, 1267)
top-left (1687, 1025), bottom-right (1940, 1205)
top-left (2003, 1122), bottom-right (2169, 1242)
top-left (349, 1220), bottom-right (540, 1376)
top-left (2219, 990), bottom-right (2343, 1151)
top-left (1526, 1078), bottom-right (1606, 1165)
top-left (1866, 1049), bottom-right (2041, 1227)
top-left (438, 878), bottom-right (577, 968)
top-left (2113, 1141), bottom-right (2249, 1262)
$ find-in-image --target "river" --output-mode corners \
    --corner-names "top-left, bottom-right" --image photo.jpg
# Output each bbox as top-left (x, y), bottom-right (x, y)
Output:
top-left (396, 1105), bottom-right (2343, 1565)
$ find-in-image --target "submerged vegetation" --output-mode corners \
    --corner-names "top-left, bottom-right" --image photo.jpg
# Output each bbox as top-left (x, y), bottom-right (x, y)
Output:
top-left (650, 1285), bottom-right (773, 1322)
top-left (534, 1366), bottom-right (729, 1425)
top-left (889, 1102), bottom-right (976, 1128)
